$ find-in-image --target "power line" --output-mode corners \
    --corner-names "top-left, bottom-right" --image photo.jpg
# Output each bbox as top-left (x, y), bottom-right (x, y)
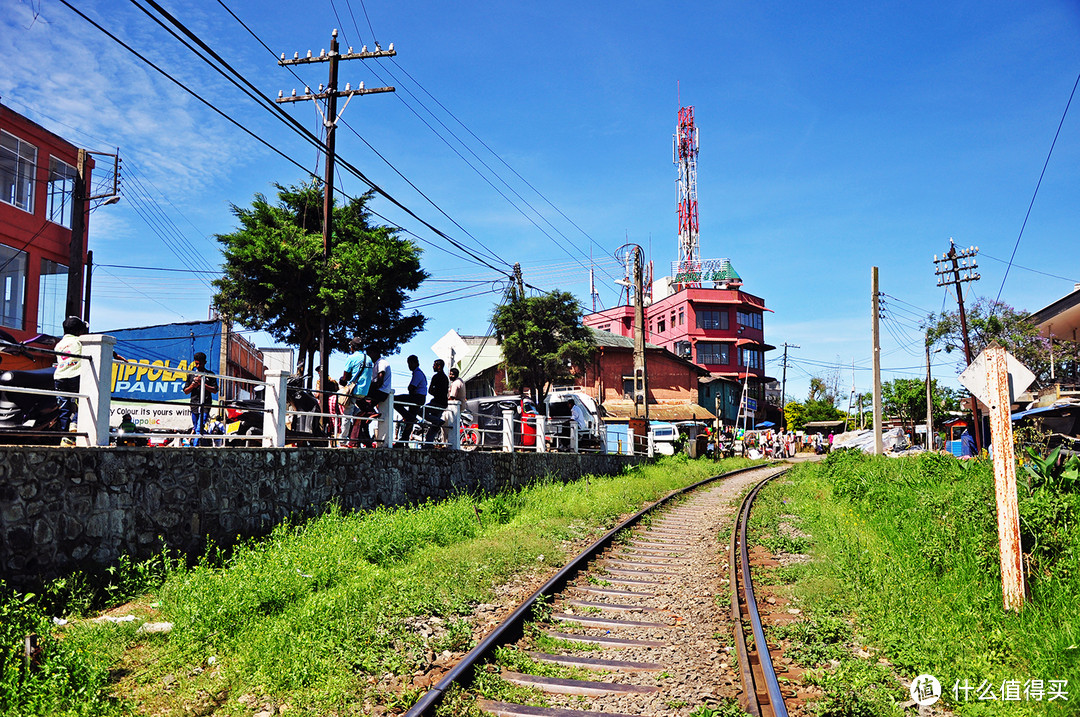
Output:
top-left (993, 70), bottom-right (1080, 309)
top-left (62, 0), bottom-right (512, 279)
top-left (322, 2), bottom-right (621, 286)
top-left (205, 0), bottom-right (512, 274)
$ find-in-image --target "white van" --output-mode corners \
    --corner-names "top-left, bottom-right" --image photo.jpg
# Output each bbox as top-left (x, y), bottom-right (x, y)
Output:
top-left (650, 421), bottom-right (679, 455)
top-left (544, 387), bottom-right (606, 451)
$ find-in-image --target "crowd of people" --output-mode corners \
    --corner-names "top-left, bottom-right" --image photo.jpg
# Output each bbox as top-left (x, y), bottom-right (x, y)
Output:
top-left (327, 338), bottom-right (466, 448)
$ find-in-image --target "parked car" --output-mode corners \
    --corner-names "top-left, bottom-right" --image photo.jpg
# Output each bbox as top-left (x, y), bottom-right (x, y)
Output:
top-left (544, 387), bottom-right (605, 451)
top-left (463, 395), bottom-right (540, 449)
top-left (650, 421), bottom-right (679, 455)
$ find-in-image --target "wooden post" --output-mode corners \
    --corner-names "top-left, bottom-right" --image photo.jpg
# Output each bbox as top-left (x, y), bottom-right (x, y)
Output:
top-left (871, 267), bottom-right (883, 455)
top-left (985, 343), bottom-right (1025, 611)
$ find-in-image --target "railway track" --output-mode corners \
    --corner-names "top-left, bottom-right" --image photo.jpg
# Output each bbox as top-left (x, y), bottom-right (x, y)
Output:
top-left (404, 463), bottom-right (794, 717)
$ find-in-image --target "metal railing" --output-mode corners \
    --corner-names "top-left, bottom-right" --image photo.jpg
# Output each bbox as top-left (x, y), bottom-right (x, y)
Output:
top-left (2, 334), bottom-right (623, 453)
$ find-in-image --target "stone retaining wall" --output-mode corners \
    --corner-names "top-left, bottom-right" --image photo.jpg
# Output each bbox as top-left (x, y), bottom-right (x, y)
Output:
top-left (0, 447), bottom-right (642, 589)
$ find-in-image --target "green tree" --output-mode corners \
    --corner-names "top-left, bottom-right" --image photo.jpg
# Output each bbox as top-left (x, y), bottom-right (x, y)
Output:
top-left (492, 290), bottom-right (595, 404)
top-left (881, 377), bottom-right (959, 433)
top-left (784, 397), bottom-right (843, 431)
top-left (212, 182), bottom-right (427, 373)
top-left (927, 298), bottom-right (1080, 388)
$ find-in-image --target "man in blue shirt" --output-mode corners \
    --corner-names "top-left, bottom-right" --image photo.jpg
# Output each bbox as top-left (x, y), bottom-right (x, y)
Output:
top-left (338, 338), bottom-right (372, 447)
top-left (960, 428), bottom-right (976, 458)
top-left (397, 354), bottom-right (427, 442)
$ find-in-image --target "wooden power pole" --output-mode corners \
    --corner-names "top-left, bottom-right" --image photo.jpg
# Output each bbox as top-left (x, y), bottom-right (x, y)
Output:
top-left (934, 240), bottom-right (981, 451)
top-left (632, 246), bottom-right (648, 420)
top-left (779, 342), bottom-right (799, 431)
top-left (871, 266), bottom-right (883, 455)
top-left (277, 29), bottom-right (395, 421)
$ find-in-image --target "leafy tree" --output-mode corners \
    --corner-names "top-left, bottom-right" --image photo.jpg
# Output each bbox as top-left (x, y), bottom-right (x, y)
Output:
top-left (212, 182), bottom-right (427, 373)
top-left (492, 290), bottom-right (595, 404)
top-left (881, 377), bottom-right (959, 433)
top-left (784, 397), bottom-right (843, 431)
top-left (927, 298), bottom-right (1080, 388)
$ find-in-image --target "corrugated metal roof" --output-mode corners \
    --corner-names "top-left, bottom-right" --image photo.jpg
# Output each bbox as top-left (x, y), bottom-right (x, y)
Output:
top-left (602, 400), bottom-right (717, 422)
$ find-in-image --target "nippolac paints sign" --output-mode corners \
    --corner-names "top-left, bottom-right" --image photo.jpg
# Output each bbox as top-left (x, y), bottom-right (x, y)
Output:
top-left (103, 320), bottom-right (223, 431)
top-left (111, 358), bottom-right (200, 400)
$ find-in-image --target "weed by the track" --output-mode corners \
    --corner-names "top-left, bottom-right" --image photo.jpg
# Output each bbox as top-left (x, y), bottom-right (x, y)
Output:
top-left (3, 456), bottom-right (758, 715)
top-left (762, 450), bottom-right (1080, 716)
top-left (689, 697), bottom-right (752, 716)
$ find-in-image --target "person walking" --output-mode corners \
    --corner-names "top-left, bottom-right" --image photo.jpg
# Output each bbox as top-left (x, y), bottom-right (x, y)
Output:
top-left (182, 351), bottom-right (218, 446)
top-left (54, 316), bottom-right (88, 445)
top-left (424, 359), bottom-right (449, 446)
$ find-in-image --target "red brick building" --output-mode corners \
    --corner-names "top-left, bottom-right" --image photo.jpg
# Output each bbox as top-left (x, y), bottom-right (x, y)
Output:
top-left (0, 102), bottom-right (93, 342)
top-left (580, 330), bottom-right (714, 422)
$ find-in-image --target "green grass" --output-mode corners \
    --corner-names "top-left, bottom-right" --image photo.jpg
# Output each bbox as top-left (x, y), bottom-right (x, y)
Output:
top-left (1, 455), bottom-right (757, 716)
top-left (763, 450), bottom-right (1080, 716)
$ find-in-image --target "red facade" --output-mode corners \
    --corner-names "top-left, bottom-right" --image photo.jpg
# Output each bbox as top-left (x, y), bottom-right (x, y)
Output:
top-left (583, 286), bottom-right (773, 388)
top-left (0, 103), bottom-right (92, 341)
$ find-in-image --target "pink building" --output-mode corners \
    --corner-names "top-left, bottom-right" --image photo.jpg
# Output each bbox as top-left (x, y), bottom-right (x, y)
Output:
top-left (583, 283), bottom-right (774, 423)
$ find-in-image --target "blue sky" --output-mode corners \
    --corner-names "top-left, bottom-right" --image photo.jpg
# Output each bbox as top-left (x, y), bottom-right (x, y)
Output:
top-left (2, 0), bottom-right (1078, 404)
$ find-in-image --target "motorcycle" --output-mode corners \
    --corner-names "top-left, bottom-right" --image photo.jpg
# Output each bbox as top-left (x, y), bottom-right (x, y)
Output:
top-left (0, 330), bottom-right (62, 443)
top-left (225, 374), bottom-right (331, 446)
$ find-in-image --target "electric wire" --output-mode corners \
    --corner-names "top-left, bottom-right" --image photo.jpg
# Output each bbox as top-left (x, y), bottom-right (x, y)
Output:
top-left (207, 0), bottom-right (512, 274)
top-left (66, 0), bottom-right (511, 279)
top-left (330, 0), bottom-right (622, 286)
top-left (993, 70), bottom-right (1080, 311)
top-left (980, 251), bottom-right (1079, 285)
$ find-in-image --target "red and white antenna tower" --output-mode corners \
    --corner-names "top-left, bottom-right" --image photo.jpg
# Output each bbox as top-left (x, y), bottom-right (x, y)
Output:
top-left (673, 105), bottom-right (700, 286)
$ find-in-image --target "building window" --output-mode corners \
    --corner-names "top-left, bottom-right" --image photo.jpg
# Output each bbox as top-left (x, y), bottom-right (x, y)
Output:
top-left (737, 310), bottom-right (763, 330)
top-left (0, 245), bottom-right (28, 330)
top-left (38, 259), bottom-right (68, 335)
top-left (697, 342), bottom-right (729, 365)
top-left (598, 323), bottom-right (611, 332)
top-left (740, 348), bottom-right (763, 370)
top-left (622, 377), bottom-right (634, 400)
top-left (47, 157), bottom-right (76, 228)
top-left (678, 308), bottom-right (684, 325)
top-left (696, 309), bottom-right (728, 330)
top-left (657, 317), bottom-right (666, 334)
top-left (1, 130), bottom-right (37, 213)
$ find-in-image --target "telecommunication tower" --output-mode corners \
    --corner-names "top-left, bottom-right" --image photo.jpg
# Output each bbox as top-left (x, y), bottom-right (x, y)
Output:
top-left (673, 105), bottom-right (700, 286)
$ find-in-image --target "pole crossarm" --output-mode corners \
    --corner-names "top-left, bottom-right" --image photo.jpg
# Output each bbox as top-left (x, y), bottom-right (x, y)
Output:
top-left (276, 85), bottom-right (395, 103)
top-left (279, 46), bottom-right (396, 65)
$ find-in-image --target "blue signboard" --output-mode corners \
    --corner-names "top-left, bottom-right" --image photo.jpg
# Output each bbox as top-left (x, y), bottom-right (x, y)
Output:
top-left (102, 321), bottom-right (222, 431)
top-left (105, 320), bottom-right (221, 400)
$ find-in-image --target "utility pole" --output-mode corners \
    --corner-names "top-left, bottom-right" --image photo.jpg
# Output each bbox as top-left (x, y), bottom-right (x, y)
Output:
top-left (632, 246), bottom-right (648, 419)
top-left (925, 335), bottom-right (934, 449)
top-left (277, 29), bottom-right (395, 422)
top-left (871, 266), bottom-right (883, 456)
top-left (66, 150), bottom-right (120, 320)
top-left (512, 262), bottom-right (525, 301)
top-left (779, 342), bottom-right (799, 431)
top-left (934, 239), bottom-right (981, 451)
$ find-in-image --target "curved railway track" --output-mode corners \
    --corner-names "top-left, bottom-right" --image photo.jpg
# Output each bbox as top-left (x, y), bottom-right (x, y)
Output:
top-left (404, 463), bottom-right (795, 717)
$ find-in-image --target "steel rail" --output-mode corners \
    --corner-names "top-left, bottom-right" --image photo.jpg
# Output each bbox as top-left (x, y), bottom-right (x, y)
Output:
top-left (404, 462), bottom-right (775, 717)
top-left (730, 470), bottom-right (790, 717)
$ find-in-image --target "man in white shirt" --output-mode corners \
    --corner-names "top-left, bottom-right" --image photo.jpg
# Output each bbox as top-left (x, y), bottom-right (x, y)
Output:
top-left (448, 367), bottom-right (466, 404)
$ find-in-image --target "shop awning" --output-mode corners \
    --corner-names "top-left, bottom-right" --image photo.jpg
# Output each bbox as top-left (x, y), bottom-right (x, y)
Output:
top-left (601, 401), bottom-right (717, 422)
